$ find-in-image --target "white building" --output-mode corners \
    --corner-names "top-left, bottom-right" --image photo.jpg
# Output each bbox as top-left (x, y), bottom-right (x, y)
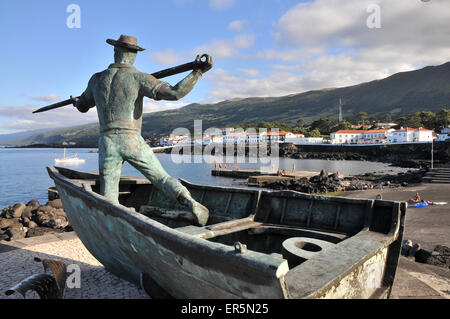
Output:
top-left (260, 131), bottom-right (293, 143)
top-left (387, 127), bottom-right (433, 144)
top-left (299, 137), bottom-right (324, 144)
top-left (284, 133), bottom-right (305, 144)
top-left (219, 127), bottom-right (235, 135)
top-left (247, 132), bottom-right (260, 145)
top-left (330, 130), bottom-right (364, 144)
top-left (223, 132), bottom-right (247, 145)
top-left (158, 134), bottom-right (190, 146)
top-left (285, 133), bottom-right (324, 145)
top-left (359, 129), bottom-right (393, 144)
top-left (330, 129), bottom-right (392, 145)
top-left (437, 127), bottom-right (450, 141)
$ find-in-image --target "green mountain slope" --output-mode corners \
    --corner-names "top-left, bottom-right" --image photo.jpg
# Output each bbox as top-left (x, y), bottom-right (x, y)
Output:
top-left (9, 61), bottom-right (450, 145)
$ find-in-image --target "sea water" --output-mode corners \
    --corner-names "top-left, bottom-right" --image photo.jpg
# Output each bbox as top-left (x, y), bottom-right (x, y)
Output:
top-left (0, 147), bottom-right (410, 208)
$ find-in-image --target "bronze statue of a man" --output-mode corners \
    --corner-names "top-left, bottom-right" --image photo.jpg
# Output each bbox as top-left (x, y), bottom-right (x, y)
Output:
top-left (74, 35), bottom-right (213, 226)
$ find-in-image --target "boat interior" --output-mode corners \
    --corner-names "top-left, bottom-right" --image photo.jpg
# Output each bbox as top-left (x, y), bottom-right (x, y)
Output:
top-left (53, 167), bottom-right (401, 270)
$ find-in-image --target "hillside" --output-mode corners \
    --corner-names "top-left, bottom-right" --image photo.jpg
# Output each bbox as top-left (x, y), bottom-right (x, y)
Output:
top-left (0, 128), bottom-right (57, 144)
top-left (7, 61), bottom-right (450, 145)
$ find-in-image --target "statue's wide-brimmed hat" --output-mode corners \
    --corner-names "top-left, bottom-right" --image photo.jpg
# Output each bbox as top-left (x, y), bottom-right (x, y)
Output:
top-left (106, 35), bottom-right (146, 52)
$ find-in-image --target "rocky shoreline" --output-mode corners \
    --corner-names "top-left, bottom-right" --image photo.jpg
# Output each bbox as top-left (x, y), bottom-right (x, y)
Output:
top-left (402, 240), bottom-right (450, 269)
top-left (278, 151), bottom-right (431, 169)
top-left (278, 142), bottom-right (450, 169)
top-left (0, 199), bottom-right (72, 242)
top-left (253, 168), bottom-right (427, 194)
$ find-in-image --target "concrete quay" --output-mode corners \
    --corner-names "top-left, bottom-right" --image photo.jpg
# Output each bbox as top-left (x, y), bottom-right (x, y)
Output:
top-left (213, 168), bottom-right (321, 186)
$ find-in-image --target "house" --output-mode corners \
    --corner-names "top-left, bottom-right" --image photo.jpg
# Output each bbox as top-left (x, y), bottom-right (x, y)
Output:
top-left (330, 129), bottom-right (392, 144)
top-left (247, 132), bottom-right (260, 145)
top-left (158, 134), bottom-right (190, 146)
top-left (437, 127), bottom-right (450, 142)
top-left (330, 130), bottom-right (364, 144)
top-left (284, 133), bottom-right (305, 144)
top-left (387, 127), bottom-right (433, 144)
top-left (219, 127), bottom-right (235, 135)
top-left (285, 133), bottom-right (324, 145)
top-left (359, 129), bottom-right (393, 144)
top-left (223, 132), bottom-right (247, 145)
top-left (260, 131), bottom-right (292, 143)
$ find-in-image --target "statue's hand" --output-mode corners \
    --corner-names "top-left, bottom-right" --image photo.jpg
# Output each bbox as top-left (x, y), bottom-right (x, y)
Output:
top-left (72, 95), bottom-right (90, 113)
top-left (195, 54), bottom-right (214, 74)
top-left (70, 95), bottom-right (80, 107)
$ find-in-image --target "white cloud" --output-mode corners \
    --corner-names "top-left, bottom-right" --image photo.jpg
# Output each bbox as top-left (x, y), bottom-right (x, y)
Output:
top-left (193, 34), bottom-right (255, 58)
top-left (255, 47), bottom-right (324, 62)
top-left (228, 20), bottom-right (247, 32)
top-left (0, 104), bottom-right (98, 133)
top-left (205, 0), bottom-right (450, 101)
top-left (32, 94), bottom-right (61, 102)
top-left (0, 98), bottom-right (189, 134)
top-left (150, 33), bottom-right (256, 66)
top-left (274, 0), bottom-right (450, 52)
top-left (143, 99), bottom-right (188, 114)
top-left (233, 34), bottom-right (255, 49)
top-left (174, 0), bottom-right (236, 11)
top-left (205, 68), bottom-right (309, 100)
top-left (209, 0), bottom-right (235, 11)
top-left (238, 68), bottom-right (261, 77)
top-left (150, 49), bottom-right (186, 66)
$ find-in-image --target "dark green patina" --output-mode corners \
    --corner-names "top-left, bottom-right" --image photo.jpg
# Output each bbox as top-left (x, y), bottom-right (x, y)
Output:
top-left (74, 35), bottom-right (213, 226)
top-left (47, 166), bottom-right (407, 298)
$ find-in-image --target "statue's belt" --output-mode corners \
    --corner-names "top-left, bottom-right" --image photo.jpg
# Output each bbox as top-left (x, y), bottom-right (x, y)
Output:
top-left (101, 128), bottom-right (140, 135)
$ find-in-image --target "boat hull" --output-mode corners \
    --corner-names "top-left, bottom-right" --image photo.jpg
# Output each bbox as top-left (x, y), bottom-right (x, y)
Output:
top-left (47, 167), bottom-right (406, 299)
top-left (49, 167), bottom-right (288, 298)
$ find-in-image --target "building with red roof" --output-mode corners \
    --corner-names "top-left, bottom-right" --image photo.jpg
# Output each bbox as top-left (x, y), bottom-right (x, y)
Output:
top-left (387, 127), bottom-right (433, 144)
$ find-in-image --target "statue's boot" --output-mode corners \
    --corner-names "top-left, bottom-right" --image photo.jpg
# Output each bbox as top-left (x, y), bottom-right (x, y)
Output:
top-left (178, 193), bottom-right (209, 226)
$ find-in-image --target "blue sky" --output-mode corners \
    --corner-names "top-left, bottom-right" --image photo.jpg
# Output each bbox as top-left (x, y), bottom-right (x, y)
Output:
top-left (1, 0), bottom-right (449, 134)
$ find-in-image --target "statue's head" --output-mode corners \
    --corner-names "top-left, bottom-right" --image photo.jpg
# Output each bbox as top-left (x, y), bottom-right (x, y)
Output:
top-left (106, 35), bottom-right (145, 65)
top-left (114, 47), bottom-right (137, 65)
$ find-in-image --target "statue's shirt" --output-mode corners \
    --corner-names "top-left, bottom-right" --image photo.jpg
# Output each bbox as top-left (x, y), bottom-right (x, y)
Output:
top-left (78, 63), bottom-right (168, 133)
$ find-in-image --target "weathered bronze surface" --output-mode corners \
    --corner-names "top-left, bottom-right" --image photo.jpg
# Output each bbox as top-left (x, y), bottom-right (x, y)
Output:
top-left (74, 35), bottom-right (213, 226)
top-left (47, 166), bottom-right (406, 299)
top-left (5, 257), bottom-right (67, 299)
top-left (32, 55), bottom-right (211, 114)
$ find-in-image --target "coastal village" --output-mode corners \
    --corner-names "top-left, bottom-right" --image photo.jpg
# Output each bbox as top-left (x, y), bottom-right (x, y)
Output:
top-left (157, 124), bottom-right (449, 147)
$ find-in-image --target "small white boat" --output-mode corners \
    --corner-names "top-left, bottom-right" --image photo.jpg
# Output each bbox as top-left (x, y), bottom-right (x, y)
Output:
top-left (54, 148), bottom-right (85, 165)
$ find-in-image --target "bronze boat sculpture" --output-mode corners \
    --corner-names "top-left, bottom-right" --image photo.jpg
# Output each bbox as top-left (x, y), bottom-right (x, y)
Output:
top-left (47, 166), bottom-right (406, 299)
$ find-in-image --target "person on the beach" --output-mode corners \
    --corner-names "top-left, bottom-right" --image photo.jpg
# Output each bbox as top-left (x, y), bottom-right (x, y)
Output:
top-left (73, 35), bottom-right (213, 226)
top-left (408, 192), bottom-right (421, 204)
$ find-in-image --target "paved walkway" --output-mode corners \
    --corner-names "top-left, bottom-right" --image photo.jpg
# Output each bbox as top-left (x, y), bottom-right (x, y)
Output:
top-left (0, 232), bottom-right (149, 299)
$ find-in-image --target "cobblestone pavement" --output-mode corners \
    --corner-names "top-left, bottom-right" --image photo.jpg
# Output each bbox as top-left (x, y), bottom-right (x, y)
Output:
top-left (0, 233), bottom-right (149, 299)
